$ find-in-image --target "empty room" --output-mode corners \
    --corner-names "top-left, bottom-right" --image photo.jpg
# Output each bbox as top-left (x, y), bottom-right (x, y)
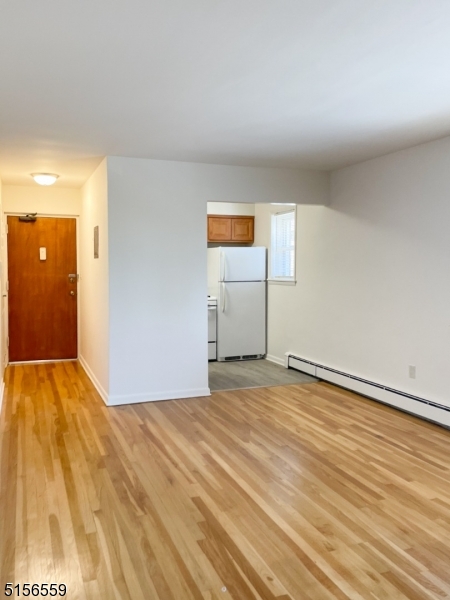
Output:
top-left (1, 1), bottom-right (450, 599)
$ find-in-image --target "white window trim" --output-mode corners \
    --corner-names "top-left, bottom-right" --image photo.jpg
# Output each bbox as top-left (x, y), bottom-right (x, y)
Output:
top-left (269, 206), bottom-right (297, 284)
top-left (268, 278), bottom-right (297, 285)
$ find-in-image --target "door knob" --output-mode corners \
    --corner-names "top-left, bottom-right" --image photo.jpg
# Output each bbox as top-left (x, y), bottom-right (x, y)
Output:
top-left (69, 290), bottom-right (75, 296)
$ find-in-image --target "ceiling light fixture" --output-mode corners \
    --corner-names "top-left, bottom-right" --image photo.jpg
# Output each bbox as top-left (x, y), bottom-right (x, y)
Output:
top-left (31, 173), bottom-right (59, 186)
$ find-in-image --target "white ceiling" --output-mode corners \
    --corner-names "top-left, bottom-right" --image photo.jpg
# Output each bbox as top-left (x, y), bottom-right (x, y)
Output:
top-left (1, 0), bottom-right (450, 187)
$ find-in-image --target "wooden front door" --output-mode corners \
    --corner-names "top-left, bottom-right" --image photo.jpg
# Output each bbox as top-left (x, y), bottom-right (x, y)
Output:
top-left (7, 216), bottom-right (77, 362)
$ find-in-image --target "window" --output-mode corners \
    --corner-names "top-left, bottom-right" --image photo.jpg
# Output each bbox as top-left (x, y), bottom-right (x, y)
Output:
top-left (270, 208), bottom-right (296, 281)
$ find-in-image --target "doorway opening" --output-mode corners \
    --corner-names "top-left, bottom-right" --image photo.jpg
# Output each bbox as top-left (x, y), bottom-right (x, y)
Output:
top-left (206, 201), bottom-right (316, 392)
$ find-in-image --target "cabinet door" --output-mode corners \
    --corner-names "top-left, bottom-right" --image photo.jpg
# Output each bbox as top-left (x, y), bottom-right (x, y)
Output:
top-left (208, 216), bottom-right (232, 241)
top-left (231, 217), bottom-right (254, 242)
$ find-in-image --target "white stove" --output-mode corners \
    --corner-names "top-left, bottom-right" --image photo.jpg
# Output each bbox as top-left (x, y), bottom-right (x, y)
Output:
top-left (208, 296), bottom-right (217, 361)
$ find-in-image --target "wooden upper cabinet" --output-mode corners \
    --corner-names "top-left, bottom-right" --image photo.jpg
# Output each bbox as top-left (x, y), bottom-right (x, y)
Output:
top-left (231, 217), bottom-right (254, 242)
top-left (208, 216), bottom-right (232, 241)
top-left (207, 215), bottom-right (254, 243)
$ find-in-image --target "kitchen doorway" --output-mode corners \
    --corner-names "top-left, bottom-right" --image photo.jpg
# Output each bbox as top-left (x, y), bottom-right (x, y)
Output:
top-left (7, 215), bottom-right (78, 362)
top-left (206, 201), bottom-right (317, 392)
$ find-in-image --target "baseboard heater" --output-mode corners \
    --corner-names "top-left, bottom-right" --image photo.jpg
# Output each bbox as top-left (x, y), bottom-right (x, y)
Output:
top-left (286, 353), bottom-right (450, 429)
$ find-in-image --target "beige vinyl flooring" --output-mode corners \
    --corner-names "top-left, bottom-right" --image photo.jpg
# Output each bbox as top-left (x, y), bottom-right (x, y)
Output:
top-left (208, 358), bottom-right (317, 391)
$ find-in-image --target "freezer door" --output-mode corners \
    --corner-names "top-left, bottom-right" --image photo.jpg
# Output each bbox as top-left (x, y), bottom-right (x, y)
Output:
top-left (221, 247), bottom-right (266, 281)
top-left (217, 281), bottom-right (266, 359)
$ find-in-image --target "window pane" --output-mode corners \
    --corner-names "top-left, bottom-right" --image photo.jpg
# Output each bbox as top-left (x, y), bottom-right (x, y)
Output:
top-left (271, 210), bottom-right (295, 278)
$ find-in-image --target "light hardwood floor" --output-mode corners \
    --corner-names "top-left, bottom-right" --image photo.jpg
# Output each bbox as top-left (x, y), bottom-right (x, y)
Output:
top-left (1, 361), bottom-right (450, 599)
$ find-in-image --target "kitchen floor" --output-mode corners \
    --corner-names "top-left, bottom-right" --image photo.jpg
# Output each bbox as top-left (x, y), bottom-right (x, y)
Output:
top-left (208, 358), bottom-right (316, 391)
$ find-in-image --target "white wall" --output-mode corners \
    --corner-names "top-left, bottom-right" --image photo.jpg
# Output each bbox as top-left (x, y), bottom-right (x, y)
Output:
top-left (107, 157), bottom-right (327, 404)
top-left (2, 184), bottom-right (81, 215)
top-left (207, 202), bottom-right (255, 215)
top-left (107, 157), bottom-right (209, 403)
top-left (79, 159), bottom-right (109, 400)
top-left (255, 136), bottom-right (450, 409)
top-left (188, 162), bottom-right (329, 205)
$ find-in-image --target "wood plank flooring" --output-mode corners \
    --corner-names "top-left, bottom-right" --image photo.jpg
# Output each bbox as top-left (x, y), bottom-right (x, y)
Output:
top-left (208, 359), bottom-right (316, 391)
top-left (1, 361), bottom-right (450, 599)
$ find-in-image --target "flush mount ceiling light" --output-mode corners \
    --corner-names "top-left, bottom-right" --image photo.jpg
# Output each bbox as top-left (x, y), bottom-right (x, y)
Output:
top-left (31, 173), bottom-right (59, 186)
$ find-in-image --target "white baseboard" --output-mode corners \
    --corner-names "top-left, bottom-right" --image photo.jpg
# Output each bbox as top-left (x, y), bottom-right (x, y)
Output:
top-left (265, 354), bottom-right (286, 367)
top-left (108, 387), bottom-right (211, 407)
top-left (79, 356), bottom-right (210, 407)
top-left (287, 353), bottom-right (450, 428)
top-left (78, 355), bottom-right (109, 405)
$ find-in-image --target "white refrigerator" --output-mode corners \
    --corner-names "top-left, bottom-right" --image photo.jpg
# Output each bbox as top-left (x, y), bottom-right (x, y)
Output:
top-left (207, 247), bottom-right (267, 361)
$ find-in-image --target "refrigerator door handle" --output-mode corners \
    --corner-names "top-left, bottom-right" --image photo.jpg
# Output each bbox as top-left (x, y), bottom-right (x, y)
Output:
top-left (221, 282), bottom-right (226, 312)
top-left (220, 251), bottom-right (226, 282)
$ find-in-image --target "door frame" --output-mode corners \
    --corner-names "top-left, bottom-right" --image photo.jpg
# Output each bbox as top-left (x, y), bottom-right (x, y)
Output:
top-left (4, 212), bottom-right (81, 365)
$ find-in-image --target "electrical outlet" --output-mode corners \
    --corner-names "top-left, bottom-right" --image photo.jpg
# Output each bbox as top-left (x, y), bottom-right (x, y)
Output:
top-left (409, 365), bottom-right (416, 379)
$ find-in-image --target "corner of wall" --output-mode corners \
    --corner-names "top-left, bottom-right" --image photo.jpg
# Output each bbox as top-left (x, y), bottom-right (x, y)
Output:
top-left (78, 354), bottom-right (109, 405)
top-left (79, 158), bottom-right (109, 400)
